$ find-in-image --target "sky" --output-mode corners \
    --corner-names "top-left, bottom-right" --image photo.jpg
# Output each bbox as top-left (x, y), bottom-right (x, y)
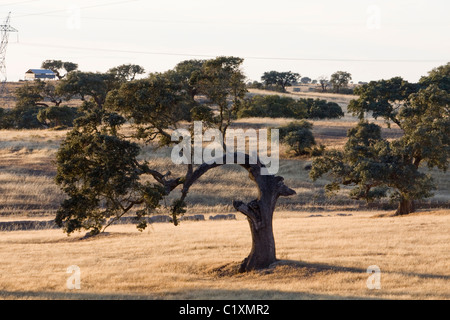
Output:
top-left (1, 0), bottom-right (449, 83)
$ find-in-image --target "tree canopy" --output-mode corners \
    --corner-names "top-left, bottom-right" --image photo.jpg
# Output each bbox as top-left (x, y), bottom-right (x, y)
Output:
top-left (330, 71), bottom-right (352, 93)
top-left (55, 56), bottom-right (296, 272)
top-left (261, 71), bottom-right (300, 92)
top-left (237, 95), bottom-right (343, 120)
top-left (41, 60), bottom-right (78, 79)
top-left (108, 64), bottom-right (146, 82)
top-left (312, 63), bottom-right (450, 215)
top-left (279, 121), bottom-right (317, 156)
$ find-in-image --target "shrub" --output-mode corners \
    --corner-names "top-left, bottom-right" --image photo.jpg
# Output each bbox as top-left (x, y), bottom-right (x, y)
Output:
top-left (307, 99), bottom-right (344, 119)
top-left (279, 121), bottom-right (317, 156)
top-left (37, 105), bottom-right (80, 128)
top-left (0, 105), bottom-right (45, 129)
top-left (237, 95), bottom-right (344, 120)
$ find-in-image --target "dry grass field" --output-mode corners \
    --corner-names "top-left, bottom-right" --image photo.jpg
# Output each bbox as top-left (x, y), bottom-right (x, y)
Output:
top-left (0, 86), bottom-right (449, 300)
top-left (0, 118), bottom-right (446, 217)
top-left (0, 210), bottom-right (448, 300)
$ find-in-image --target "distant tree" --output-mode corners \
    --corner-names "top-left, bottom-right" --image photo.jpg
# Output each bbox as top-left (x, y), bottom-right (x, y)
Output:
top-left (41, 60), bottom-right (78, 80)
top-left (0, 104), bottom-right (44, 129)
top-left (237, 95), bottom-right (343, 120)
top-left (300, 77), bottom-right (312, 84)
top-left (317, 76), bottom-right (329, 92)
top-left (330, 71), bottom-right (352, 93)
top-left (306, 98), bottom-right (344, 119)
top-left (172, 59), bottom-right (205, 99)
top-left (0, 107), bottom-right (6, 128)
top-left (197, 56), bottom-right (247, 136)
top-left (15, 81), bottom-right (47, 109)
top-left (108, 64), bottom-right (145, 82)
top-left (279, 121), bottom-right (316, 156)
top-left (312, 64), bottom-right (450, 215)
top-left (57, 71), bottom-right (119, 110)
top-left (261, 71), bottom-right (300, 92)
top-left (15, 80), bottom-right (66, 109)
top-left (246, 80), bottom-right (263, 89)
top-left (238, 95), bottom-right (307, 119)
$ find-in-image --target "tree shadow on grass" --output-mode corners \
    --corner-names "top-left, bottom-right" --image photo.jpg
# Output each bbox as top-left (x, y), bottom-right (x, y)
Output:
top-left (208, 259), bottom-right (450, 282)
top-left (272, 260), bottom-right (450, 281)
top-left (206, 259), bottom-right (368, 278)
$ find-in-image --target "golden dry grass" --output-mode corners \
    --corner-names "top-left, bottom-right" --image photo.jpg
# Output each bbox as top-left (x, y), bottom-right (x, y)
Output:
top-left (0, 209), bottom-right (448, 300)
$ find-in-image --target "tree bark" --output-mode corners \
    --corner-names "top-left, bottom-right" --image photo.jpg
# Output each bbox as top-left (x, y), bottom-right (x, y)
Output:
top-left (233, 173), bottom-right (296, 271)
top-left (395, 198), bottom-right (415, 216)
top-left (239, 221), bottom-right (276, 272)
top-left (180, 153), bottom-right (296, 272)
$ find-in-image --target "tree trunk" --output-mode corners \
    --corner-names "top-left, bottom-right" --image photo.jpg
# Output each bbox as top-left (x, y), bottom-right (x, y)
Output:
top-left (233, 174), bottom-right (296, 272)
top-left (395, 198), bottom-right (415, 216)
top-left (239, 219), bottom-right (276, 272)
top-left (180, 153), bottom-right (296, 272)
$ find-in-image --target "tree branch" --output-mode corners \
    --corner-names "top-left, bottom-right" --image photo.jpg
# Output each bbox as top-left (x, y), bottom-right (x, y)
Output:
top-left (232, 200), bottom-right (264, 230)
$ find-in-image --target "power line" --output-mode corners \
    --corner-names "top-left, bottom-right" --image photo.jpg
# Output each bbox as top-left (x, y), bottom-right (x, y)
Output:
top-left (14, 0), bottom-right (144, 18)
top-left (12, 10), bottom-right (450, 28)
top-left (17, 41), bottom-right (448, 64)
top-left (0, 0), bottom-right (39, 7)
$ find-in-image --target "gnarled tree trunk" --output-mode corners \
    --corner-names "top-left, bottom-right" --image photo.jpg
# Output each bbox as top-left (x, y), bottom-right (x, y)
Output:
top-left (233, 173), bottom-right (296, 272)
top-left (180, 154), bottom-right (296, 272)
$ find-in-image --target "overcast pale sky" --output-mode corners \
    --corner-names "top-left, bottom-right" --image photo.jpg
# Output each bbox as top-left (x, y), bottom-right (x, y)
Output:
top-left (2, 0), bottom-right (449, 83)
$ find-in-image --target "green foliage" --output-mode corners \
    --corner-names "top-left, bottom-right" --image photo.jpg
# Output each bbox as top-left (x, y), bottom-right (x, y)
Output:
top-left (15, 81), bottom-right (45, 109)
top-left (105, 73), bottom-right (190, 144)
top-left (55, 111), bottom-right (166, 235)
top-left (173, 59), bottom-right (205, 99)
top-left (419, 62), bottom-right (450, 92)
top-left (300, 77), bottom-right (312, 84)
top-left (55, 57), bottom-right (249, 236)
top-left (261, 71), bottom-right (300, 92)
top-left (349, 77), bottom-right (418, 126)
top-left (238, 95), bottom-right (306, 119)
top-left (0, 80), bottom-right (82, 129)
top-left (57, 71), bottom-right (119, 109)
top-left (279, 121), bottom-right (317, 156)
top-left (41, 59), bottom-right (78, 79)
top-left (108, 64), bottom-right (145, 82)
top-left (193, 56), bottom-right (247, 134)
top-left (15, 80), bottom-right (68, 109)
top-left (312, 63), bottom-right (450, 214)
top-left (246, 81), bottom-right (263, 89)
top-left (330, 71), bottom-right (352, 93)
top-left (310, 121), bottom-right (436, 204)
top-left (0, 105), bottom-right (45, 129)
top-left (307, 98), bottom-right (345, 119)
top-left (170, 199), bottom-right (187, 226)
top-left (37, 105), bottom-right (80, 128)
top-left (237, 95), bottom-right (343, 120)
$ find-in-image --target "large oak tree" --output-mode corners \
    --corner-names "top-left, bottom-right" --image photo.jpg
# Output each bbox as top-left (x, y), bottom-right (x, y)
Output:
top-left (55, 57), bottom-right (296, 272)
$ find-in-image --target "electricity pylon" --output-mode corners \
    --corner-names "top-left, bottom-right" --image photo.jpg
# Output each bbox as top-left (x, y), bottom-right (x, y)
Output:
top-left (0, 12), bottom-right (18, 98)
